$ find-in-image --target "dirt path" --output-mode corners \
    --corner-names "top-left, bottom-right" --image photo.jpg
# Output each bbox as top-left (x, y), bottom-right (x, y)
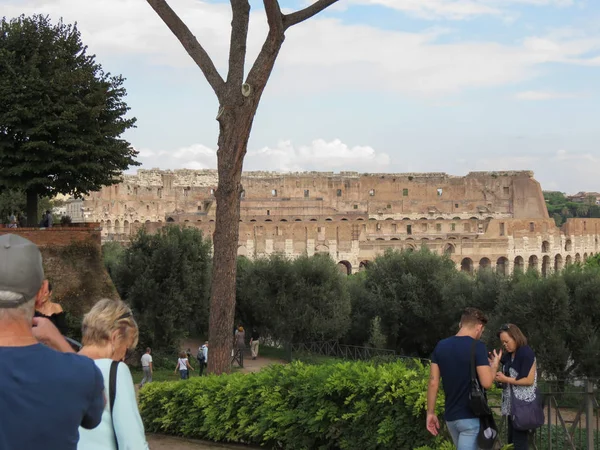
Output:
top-left (181, 338), bottom-right (286, 374)
top-left (147, 434), bottom-right (257, 450)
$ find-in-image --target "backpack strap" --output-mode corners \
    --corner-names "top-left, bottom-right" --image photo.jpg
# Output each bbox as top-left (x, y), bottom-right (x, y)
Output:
top-left (470, 339), bottom-right (477, 383)
top-left (109, 360), bottom-right (119, 450)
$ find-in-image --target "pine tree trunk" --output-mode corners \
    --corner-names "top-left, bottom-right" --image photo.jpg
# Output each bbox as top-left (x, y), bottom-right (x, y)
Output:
top-left (207, 117), bottom-right (249, 374)
top-left (26, 189), bottom-right (39, 227)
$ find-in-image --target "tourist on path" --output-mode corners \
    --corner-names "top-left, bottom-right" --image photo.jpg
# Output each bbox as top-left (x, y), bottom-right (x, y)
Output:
top-left (0, 234), bottom-right (104, 450)
top-left (250, 327), bottom-right (260, 359)
top-left (496, 324), bottom-right (538, 450)
top-left (197, 341), bottom-right (208, 376)
top-left (140, 347), bottom-right (153, 387)
top-left (175, 351), bottom-right (194, 379)
top-left (426, 307), bottom-right (502, 450)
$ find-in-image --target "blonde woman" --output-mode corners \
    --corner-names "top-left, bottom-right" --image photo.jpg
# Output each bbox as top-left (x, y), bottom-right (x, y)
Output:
top-left (77, 299), bottom-right (149, 450)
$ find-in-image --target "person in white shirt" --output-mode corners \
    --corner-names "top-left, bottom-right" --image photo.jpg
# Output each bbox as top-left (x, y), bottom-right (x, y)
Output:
top-left (174, 351), bottom-right (194, 379)
top-left (140, 347), bottom-right (153, 387)
top-left (77, 299), bottom-right (149, 450)
top-left (198, 342), bottom-right (208, 376)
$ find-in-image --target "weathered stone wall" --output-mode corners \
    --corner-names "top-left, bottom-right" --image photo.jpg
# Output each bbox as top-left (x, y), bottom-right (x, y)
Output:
top-left (82, 169), bottom-right (598, 275)
top-left (0, 226), bottom-right (118, 317)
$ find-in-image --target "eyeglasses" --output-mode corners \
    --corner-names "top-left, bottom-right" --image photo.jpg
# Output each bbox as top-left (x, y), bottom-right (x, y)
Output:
top-left (499, 323), bottom-right (510, 331)
top-left (115, 311), bottom-right (133, 322)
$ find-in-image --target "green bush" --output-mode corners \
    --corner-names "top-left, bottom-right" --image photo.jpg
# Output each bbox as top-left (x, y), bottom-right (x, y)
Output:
top-left (139, 359), bottom-right (443, 449)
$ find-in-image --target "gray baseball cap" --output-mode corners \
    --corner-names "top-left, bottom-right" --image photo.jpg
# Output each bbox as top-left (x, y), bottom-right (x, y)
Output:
top-left (0, 234), bottom-right (45, 306)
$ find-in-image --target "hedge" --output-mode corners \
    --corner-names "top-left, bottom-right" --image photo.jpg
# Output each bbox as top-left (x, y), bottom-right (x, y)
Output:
top-left (139, 359), bottom-right (445, 449)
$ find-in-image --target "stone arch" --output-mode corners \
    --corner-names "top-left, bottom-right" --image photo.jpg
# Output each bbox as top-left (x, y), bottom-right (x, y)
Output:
top-left (357, 217), bottom-right (364, 221)
top-left (197, 219), bottom-right (203, 223)
top-left (565, 239), bottom-right (572, 252)
top-left (452, 217), bottom-right (461, 220)
top-left (315, 244), bottom-right (329, 254)
top-left (134, 220), bottom-right (140, 224)
top-left (123, 220), bottom-right (130, 235)
top-left (479, 257), bottom-right (491, 271)
top-left (405, 244), bottom-right (415, 252)
top-left (106, 220), bottom-right (112, 233)
top-left (385, 217), bottom-right (393, 221)
top-left (419, 217), bottom-right (427, 220)
top-left (375, 238), bottom-right (385, 241)
top-left (265, 219), bottom-right (272, 222)
top-left (584, 252), bottom-right (588, 261)
top-left (114, 219), bottom-right (120, 234)
top-left (145, 220), bottom-right (151, 225)
top-left (461, 258), bottom-right (474, 274)
top-left (391, 237), bottom-right (400, 241)
top-left (444, 243), bottom-right (455, 255)
top-left (250, 219), bottom-right (257, 222)
top-left (496, 257), bottom-right (509, 276)
top-left (341, 218), bottom-right (348, 221)
top-left (280, 218), bottom-right (287, 222)
top-left (469, 217), bottom-right (478, 220)
top-left (542, 255), bottom-right (551, 277)
top-left (554, 254), bottom-right (563, 272)
top-left (358, 260), bottom-right (370, 271)
top-left (514, 256), bottom-right (524, 272)
top-left (209, 219), bottom-right (215, 223)
top-left (337, 260), bottom-right (352, 275)
top-left (100, 220), bottom-right (105, 231)
top-left (542, 241), bottom-right (550, 253)
top-left (575, 253), bottom-right (581, 263)
top-left (436, 217), bottom-right (444, 220)
top-left (325, 218), bottom-right (333, 221)
top-left (166, 217), bottom-right (175, 222)
top-left (310, 218), bottom-right (317, 222)
top-left (566, 255), bottom-right (573, 266)
top-left (402, 217), bottom-right (411, 221)
top-left (528, 255), bottom-right (539, 272)
top-left (369, 218), bottom-right (377, 221)
top-left (237, 246), bottom-right (248, 257)
top-left (294, 218), bottom-right (302, 222)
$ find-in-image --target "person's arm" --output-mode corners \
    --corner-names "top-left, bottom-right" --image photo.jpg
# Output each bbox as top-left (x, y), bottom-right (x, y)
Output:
top-left (149, 361), bottom-right (153, 374)
top-left (81, 362), bottom-right (105, 430)
top-left (476, 347), bottom-right (502, 389)
top-left (496, 361), bottom-right (536, 386)
top-left (426, 363), bottom-right (441, 436)
top-left (113, 363), bottom-right (150, 449)
top-left (32, 317), bottom-right (75, 353)
top-left (174, 361), bottom-right (180, 374)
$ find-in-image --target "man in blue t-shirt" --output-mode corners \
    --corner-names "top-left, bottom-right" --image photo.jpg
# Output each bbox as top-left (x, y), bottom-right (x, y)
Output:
top-left (0, 234), bottom-right (105, 450)
top-left (426, 307), bottom-right (502, 450)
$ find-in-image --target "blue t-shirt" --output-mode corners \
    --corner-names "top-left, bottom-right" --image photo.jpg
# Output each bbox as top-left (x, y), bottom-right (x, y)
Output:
top-left (0, 344), bottom-right (105, 450)
top-left (431, 336), bottom-right (489, 421)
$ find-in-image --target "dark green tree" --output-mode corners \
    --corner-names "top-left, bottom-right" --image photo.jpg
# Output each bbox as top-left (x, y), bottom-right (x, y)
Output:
top-left (112, 226), bottom-right (212, 353)
top-left (0, 15), bottom-right (137, 225)
top-left (236, 254), bottom-right (351, 344)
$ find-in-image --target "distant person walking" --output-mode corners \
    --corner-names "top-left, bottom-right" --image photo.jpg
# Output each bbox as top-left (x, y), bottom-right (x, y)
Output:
top-left (140, 348), bottom-right (153, 388)
top-left (250, 328), bottom-right (260, 360)
top-left (174, 351), bottom-right (194, 379)
top-left (46, 210), bottom-right (53, 228)
top-left (197, 342), bottom-right (208, 376)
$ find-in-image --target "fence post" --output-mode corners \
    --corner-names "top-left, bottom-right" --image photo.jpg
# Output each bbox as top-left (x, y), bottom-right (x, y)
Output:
top-left (585, 379), bottom-right (594, 450)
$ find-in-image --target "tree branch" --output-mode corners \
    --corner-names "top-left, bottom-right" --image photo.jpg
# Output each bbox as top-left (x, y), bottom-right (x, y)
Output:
top-left (226, 0), bottom-right (250, 89)
top-left (283, 0), bottom-right (339, 30)
top-left (146, 0), bottom-right (226, 100)
top-left (263, 0), bottom-right (284, 36)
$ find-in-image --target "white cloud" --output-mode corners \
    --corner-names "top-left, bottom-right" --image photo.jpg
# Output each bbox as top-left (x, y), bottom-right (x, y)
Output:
top-left (354, 0), bottom-right (573, 20)
top-left (515, 90), bottom-right (581, 100)
top-left (4, 0), bottom-right (600, 96)
top-left (134, 139), bottom-right (391, 173)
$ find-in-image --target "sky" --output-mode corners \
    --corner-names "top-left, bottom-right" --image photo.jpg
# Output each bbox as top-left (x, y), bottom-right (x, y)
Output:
top-left (3, 0), bottom-right (600, 194)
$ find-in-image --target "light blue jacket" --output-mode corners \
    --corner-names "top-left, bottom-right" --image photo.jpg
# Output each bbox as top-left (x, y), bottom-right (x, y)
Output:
top-left (78, 359), bottom-right (149, 450)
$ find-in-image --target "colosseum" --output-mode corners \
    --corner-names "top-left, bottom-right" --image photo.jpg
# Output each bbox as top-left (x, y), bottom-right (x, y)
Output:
top-left (78, 169), bottom-right (600, 275)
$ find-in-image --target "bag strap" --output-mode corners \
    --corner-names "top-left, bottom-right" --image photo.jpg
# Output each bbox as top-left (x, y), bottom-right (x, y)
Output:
top-left (109, 360), bottom-right (119, 450)
top-left (470, 339), bottom-right (477, 383)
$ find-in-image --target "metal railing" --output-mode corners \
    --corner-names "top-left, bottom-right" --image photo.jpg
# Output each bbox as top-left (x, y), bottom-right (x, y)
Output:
top-left (486, 379), bottom-right (599, 450)
top-left (289, 340), bottom-right (419, 363)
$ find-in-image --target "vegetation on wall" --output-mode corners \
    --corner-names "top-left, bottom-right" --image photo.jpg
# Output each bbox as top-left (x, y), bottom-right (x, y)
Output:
top-left (544, 191), bottom-right (600, 226)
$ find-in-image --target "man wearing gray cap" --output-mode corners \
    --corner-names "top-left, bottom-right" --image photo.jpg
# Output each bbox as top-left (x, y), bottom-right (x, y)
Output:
top-left (0, 234), bottom-right (105, 449)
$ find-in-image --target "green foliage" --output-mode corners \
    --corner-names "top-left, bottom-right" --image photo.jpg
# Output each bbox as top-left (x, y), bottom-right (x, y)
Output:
top-left (368, 316), bottom-right (386, 349)
top-left (0, 15), bottom-right (138, 223)
top-left (139, 359), bottom-right (441, 449)
top-left (544, 191), bottom-right (600, 226)
top-left (111, 226), bottom-right (211, 353)
top-left (60, 215), bottom-right (72, 225)
top-left (235, 254), bottom-right (351, 343)
top-left (0, 189), bottom-right (55, 225)
top-left (585, 253), bottom-right (600, 269)
top-left (101, 241), bottom-right (125, 279)
top-left (359, 248), bottom-right (467, 356)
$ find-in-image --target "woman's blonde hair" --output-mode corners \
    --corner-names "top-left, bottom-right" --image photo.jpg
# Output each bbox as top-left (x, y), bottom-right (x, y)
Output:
top-left (82, 298), bottom-right (139, 348)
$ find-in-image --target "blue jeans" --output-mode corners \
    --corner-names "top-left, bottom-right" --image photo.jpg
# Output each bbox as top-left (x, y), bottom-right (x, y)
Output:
top-left (447, 418), bottom-right (480, 450)
top-left (180, 369), bottom-right (189, 380)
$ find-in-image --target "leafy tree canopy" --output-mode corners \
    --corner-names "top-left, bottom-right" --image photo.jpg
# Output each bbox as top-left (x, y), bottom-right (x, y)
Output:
top-left (0, 14), bottom-right (138, 223)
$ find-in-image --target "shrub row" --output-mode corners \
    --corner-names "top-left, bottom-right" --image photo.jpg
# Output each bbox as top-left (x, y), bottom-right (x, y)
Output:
top-left (139, 359), bottom-right (445, 449)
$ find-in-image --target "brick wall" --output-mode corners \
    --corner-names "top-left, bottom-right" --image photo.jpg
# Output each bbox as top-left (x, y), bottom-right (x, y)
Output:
top-left (0, 223), bottom-right (101, 248)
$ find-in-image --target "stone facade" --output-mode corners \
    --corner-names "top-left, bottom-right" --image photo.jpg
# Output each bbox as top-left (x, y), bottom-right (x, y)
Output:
top-left (78, 169), bottom-right (600, 274)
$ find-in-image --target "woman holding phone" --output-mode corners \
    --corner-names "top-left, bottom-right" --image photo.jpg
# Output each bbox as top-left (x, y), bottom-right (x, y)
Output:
top-left (495, 323), bottom-right (538, 450)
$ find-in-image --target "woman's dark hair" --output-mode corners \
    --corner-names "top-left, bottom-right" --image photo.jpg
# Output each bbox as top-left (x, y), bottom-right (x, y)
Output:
top-left (498, 323), bottom-right (528, 348)
top-left (48, 282), bottom-right (53, 293)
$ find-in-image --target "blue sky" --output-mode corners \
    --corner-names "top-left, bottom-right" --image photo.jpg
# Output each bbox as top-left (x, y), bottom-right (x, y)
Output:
top-left (4, 0), bottom-right (600, 193)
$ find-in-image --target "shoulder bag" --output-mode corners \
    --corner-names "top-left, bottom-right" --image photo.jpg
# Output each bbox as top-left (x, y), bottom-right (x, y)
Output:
top-left (469, 340), bottom-right (492, 417)
top-left (109, 360), bottom-right (120, 450)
